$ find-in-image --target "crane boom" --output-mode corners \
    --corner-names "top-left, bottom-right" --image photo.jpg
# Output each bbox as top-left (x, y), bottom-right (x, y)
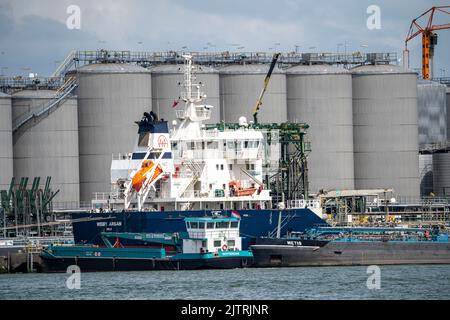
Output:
top-left (252, 53), bottom-right (281, 123)
top-left (405, 6), bottom-right (450, 80)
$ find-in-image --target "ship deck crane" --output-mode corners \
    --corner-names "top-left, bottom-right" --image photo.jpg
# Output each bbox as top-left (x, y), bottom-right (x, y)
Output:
top-left (405, 6), bottom-right (450, 79)
top-left (252, 53), bottom-right (281, 123)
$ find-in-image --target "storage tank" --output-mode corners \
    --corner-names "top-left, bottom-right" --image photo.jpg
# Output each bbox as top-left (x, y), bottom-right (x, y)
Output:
top-left (219, 64), bottom-right (287, 123)
top-left (286, 65), bottom-right (354, 194)
top-left (352, 64), bottom-right (420, 199)
top-left (432, 151), bottom-right (450, 196)
top-left (447, 87), bottom-right (450, 141)
top-left (419, 154), bottom-right (433, 197)
top-left (0, 92), bottom-right (13, 190)
top-left (417, 80), bottom-right (447, 146)
top-left (150, 64), bottom-right (220, 125)
top-left (75, 63), bottom-right (152, 202)
top-left (11, 90), bottom-right (79, 204)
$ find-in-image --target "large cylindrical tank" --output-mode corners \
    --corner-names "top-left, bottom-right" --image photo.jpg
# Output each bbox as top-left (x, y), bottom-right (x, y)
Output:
top-left (417, 80), bottom-right (447, 146)
top-left (75, 63), bottom-right (152, 202)
top-left (150, 64), bottom-right (220, 125)
top-left (419, 154), bottom-right (433, 197)
top-left (12, 90), bottom-right (79, 204)
top-left (219, 64), bottom-right (287, 123)
top-left (447, 87), bottom-right (450, 141)
top-left (432, 151), bottom-right (450, 196)
top-left (352, 64), bottom-right (420, 199)
top-left (287, 65), bottom-right (354, 193)
top-left (0, 92), bottom-right (13, 190)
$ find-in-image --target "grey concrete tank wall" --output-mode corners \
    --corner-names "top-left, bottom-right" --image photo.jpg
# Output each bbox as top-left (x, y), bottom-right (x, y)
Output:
top-left (0, 93), bottom-right (13, 190)
top-left (11, 90), bottom-right (79, 204)
top-left (75, 63), bottom-right (152, 202)
top-left (150, 64), bottom-right (220, 125)
top-left (417, 80), bottom-right (447, 146)
top-left (432, 152), bottom-right (450, 196)
top-left (219, 64), bottom-right (287, 123)
top-left (287, 65), bottom-right (354, 194)
top-left (419, 154), bottom-right (433, 197)
top-left (447, 87), bottom-right (450, 141)
top-left (352, 65), bottom-right (420, 199)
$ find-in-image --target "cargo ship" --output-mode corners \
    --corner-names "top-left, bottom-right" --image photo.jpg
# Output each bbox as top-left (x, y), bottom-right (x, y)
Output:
top-left (41, 216), bottom-right (253, 272)
top-left (70, 54), bottom-right (326, 249)
top-left (250, 226), bottom-right (450, 267)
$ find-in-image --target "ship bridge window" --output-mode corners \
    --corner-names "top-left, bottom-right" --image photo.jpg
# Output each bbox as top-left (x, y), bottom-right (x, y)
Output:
top-left (227, 240), bottom-right (235, 247)
top-left (216, 221), bottom-right (230, 229)
top-left (230, 221), bottom-right (239, 228)
top-left (198, 222), bottom-right (205, 229)
top-left (138, 133), bottom-right (150, 147)
top-left (207, 222), bottom-right (215, 229)
top-left (190, 222), bottom-right (199, 229)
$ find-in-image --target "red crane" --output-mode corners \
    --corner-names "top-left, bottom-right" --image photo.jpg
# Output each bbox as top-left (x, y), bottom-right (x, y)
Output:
top-left (405, 6), bottom-right (450, 79)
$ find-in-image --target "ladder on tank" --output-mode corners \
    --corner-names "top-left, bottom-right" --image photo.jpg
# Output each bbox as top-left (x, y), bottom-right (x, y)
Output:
top-left (12, 76), bottom-right (78, 133)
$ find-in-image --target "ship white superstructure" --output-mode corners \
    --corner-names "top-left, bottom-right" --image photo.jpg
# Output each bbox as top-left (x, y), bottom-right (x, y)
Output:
top-left (108, 55), bottom-right (275, 211)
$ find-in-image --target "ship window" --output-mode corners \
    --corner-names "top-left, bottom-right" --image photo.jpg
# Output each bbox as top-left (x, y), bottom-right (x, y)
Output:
top-left (207, 141), bottom-right (218, 149)
top-left (190, 142), bottom-right (195, 149)
top-left (244, 141), bottom-right (249, 148)
top-left (220, 164), bottom-right (224, 170)
top-left (138, 133), bottom-right (150, 147)
top-left (227, 141), bottom-right (234, 149)
top-left (214, 240), bottom-right (221, 247)
top-left (216, 221), bottom-right (229, 229)
top-left (216, 164), bottom-right (220, 170)
top-left (227, 240), bottom-right (235, 247)
top-left (198, 222), bottom-right (205, 229)
top-left (202, 240), bottom-right (207, 247)
top-left (228, 164), bottom-right (232, 170)
top-left (190, 222), bottom-right (199, 229)
top-left (172, 142), bottom-right (178, 150)
top-left (207, 222), bottom-right (215, 229)
top-left (230, 221), bottom-right (239, 228)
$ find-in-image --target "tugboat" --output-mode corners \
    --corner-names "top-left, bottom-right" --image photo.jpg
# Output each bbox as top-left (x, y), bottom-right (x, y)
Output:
top-left (251, 226), bottom-right (450, 267)
top-left (41, 216), bottom-right (253, 272)
top-left (71, 54), bottom-right (325, 250)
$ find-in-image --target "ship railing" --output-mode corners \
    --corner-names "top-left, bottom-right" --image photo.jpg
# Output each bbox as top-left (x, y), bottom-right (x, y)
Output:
top-left (112, 153), bottom-right (133, 160)
top-left (288, 199), bottom-right (321, 209)
top-left (52, 201), bottom-right (92, 211)
top-left (91, 192), bottom-right (122, 201)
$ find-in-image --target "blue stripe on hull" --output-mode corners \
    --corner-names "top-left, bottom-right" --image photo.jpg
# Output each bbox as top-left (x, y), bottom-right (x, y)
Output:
top-left (72, 208), bottom-right (326, 249)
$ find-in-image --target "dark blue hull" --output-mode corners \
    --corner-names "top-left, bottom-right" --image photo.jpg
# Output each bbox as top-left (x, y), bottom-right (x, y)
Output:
top-left (72, 208), bottom-right (326, 249)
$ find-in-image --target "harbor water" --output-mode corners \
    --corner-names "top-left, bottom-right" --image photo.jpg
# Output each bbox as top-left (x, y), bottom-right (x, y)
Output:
top-left (1, 265), bottom-right (450, 300)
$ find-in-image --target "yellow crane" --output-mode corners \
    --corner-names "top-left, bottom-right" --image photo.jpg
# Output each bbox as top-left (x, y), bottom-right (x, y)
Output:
top-left (252, 53), bottom-right (281, 123)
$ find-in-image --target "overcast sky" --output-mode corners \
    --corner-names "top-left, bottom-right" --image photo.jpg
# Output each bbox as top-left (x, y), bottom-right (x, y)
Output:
top-left (0, 0), bottom-right (449, 77)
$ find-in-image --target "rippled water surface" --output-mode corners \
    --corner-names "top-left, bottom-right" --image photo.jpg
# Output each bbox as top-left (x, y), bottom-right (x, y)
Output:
top-left (1, 265), bottom-right (450, 300)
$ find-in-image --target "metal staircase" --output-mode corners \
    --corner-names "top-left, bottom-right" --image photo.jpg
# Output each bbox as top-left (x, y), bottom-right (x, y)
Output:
top-left (179, 160), bottom-right (204, 198)
top-left (12, 76), bottom-right (78, 134)
top-left (51, 50), bottom-right (77, 78)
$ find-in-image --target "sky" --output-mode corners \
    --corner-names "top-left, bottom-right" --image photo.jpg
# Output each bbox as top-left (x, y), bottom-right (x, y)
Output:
top-left (0, 0), bottom-right (449, 77)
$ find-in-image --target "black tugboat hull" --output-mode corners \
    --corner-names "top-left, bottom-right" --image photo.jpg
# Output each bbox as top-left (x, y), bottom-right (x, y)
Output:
top-left (251, 241), bottom-right (450, 267)
top-left (41, 256), bottom-right (253, 272)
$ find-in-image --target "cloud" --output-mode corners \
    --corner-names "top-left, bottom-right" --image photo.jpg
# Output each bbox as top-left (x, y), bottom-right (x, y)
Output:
top-left (0, 0), bottom-right (449, 76)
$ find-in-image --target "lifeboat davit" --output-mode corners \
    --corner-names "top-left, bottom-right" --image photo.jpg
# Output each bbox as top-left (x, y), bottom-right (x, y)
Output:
top-left (132, 160), bottom-right (163, 192)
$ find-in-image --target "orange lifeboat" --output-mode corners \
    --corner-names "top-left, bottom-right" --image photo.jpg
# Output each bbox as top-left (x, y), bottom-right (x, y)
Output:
top-left (132, 160), bottom-right (163, 192)
top-left (228, 180), bottom-right (257, 197)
